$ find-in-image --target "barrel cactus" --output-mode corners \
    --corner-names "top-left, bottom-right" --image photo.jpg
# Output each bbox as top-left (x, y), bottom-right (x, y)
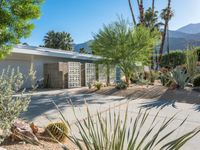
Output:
top-left (45, 122), bottom-right (69, 142)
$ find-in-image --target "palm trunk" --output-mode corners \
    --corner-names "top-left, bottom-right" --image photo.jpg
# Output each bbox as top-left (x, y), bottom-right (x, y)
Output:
top-left (158, 22), bottom-right (168, 65)
top-left (152, 0), bottom-right (155, 17)
top-left (158, 0), bottom-right (171, 68)
top-left (136, 0), bottom-right (144, 24)
top-left (128, 0), bottom-right (137, 25)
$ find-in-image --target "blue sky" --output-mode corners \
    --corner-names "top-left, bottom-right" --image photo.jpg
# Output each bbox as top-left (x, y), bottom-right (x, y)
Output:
top-left (22, 0), bottom-right (200, 46)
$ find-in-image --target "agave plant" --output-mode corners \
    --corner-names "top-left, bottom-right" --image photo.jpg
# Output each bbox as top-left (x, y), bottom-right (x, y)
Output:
top-left (164, 68), bottom-right (190, 89)
top-left (52, 102), bottom-right (200, 150)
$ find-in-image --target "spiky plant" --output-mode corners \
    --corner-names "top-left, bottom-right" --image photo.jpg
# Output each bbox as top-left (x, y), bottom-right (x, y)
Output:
top-left (45, 122), bottom-right (69, 142)
top-left (52, 102), bottom-right (200, 150)
top-left (164, 68), bottom-right (190, 89)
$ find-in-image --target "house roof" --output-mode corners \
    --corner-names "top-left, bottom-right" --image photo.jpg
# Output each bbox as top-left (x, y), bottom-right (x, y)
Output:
top-left (13, 45), bottom-right (101, 61)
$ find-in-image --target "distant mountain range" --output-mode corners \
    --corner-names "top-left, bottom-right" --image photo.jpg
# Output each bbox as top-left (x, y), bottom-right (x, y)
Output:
top-left (74, 23), bottom-right (200, 53)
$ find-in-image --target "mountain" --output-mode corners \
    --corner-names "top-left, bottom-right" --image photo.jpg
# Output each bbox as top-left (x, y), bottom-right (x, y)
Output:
top-left (74, 23), bottom-right (200, 53)
top-left (177, 23), bottom-right (200, 34)
top-left (74, 40), bottom-right (92, 53)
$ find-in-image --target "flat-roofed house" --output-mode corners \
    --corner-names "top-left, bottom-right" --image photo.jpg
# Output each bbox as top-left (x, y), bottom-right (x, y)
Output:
top-left (0, 45), bottom-right (101, 88)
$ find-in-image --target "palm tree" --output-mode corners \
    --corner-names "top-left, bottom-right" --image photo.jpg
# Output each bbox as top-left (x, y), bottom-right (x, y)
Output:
top-left (158, 0), bottom-right (174, 67)
top-left (43, 31), bottom-right (74, 50)
top-left (137, 0), bottom-right (145, 24)
top-left (144, 8), bottom-right (163, 31)
top-left (144, 7), bottom-right (163, 69)
top-left (128, 0), bottom-right (137, 25)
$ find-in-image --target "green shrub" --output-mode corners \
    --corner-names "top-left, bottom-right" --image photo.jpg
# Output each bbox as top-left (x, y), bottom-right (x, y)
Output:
top-left (196, 47), bottom-right (200, 61)
top-left (193, 75), bottom-right (200, 87)
top-left (115, 80), bottom-right (128, 89)
top-left (94, 81), bottom-right (103, 90)
top-left (0, 66), bottom-right (36, 143)
top-left (160, 51), bottom-right (186, 68)
top-left (186, 49), bottom-right (198, 77)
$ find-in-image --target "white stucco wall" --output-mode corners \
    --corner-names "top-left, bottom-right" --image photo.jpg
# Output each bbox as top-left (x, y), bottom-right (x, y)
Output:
top-left (0, 53), bottom-right (78, 88)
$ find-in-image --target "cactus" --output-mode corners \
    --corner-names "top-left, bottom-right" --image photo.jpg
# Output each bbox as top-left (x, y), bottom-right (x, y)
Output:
top-left (45, 122), bottom-right (69, 142)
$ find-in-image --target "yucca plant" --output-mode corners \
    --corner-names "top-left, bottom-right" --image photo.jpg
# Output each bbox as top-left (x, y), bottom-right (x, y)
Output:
top-left (52, 102), bottom-right (200, 150)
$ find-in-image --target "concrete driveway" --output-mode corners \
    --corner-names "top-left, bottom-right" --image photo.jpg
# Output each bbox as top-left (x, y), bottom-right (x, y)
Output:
top-left (21, 88), bottom-right (200, 150)
top-left (21, 88), bottom-right (126, 126)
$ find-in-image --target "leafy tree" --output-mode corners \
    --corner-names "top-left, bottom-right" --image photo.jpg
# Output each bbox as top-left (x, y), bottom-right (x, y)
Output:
top-left (43, 31), bottom-right (74, 50)
top-left (0, 0), bottom-right (43, 60)
top-left (91, 19), bottom-right (159, 84)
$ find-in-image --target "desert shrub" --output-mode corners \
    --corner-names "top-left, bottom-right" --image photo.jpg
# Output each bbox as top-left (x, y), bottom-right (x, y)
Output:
top-left (193, 75), bottom-right (200, 87)
top-left (196, 47), bottom-right (200, 61)
top-left (87, 82), bottom-right (93, 89)
top-left (57, 105), bottom-right (200, 150)
top-left (45, 122), bottom-right (69, 142)
top-left (0, 66), bottom-right (36, 143)
top-left (186, 49), bottom-right (198, 77)
top-left (160, 51), bottom-right (186, 68)
top-left (94, 81), bottom-right (103, 90)
top-left (164, 68), bottom-right (190, 89)
top-left (115, 80), bottom-right (128, 89)
top-left (148, 70), bottom-right (160, 84)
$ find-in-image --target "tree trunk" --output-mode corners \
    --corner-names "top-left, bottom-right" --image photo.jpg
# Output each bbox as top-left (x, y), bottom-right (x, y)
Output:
top-left (158, 0), bottom-right (171, 68)
top-left (152, 0), bottom-right (155, 17)
top-left (125, 75), bottom-right (130, 86)
top-left (128, 0), bottom-right (137, 25)
top-left (106, 64), bottom-right (110, 86)
top-left (137, 0), bottom-right (144, 24)
top-left (158, 22), bottom-right (168, 65)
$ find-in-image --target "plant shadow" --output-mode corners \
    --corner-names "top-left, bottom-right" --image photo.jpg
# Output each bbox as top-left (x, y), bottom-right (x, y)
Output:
top-left (139, 99), bottom-right (177, 110)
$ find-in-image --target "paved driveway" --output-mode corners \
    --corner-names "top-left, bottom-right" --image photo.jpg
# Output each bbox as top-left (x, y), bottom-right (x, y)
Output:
top-left (21, 88), bottom-right (200, 150)
top-left (21, 88), bottom-right (126, 126)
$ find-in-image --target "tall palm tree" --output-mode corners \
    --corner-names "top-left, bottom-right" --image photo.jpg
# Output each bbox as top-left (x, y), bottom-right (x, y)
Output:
top-left (128, 0), bottom-right (137, 25)
top-left (137, 0), bottom-right (145, 24)
top-left (158, 0), bottom-right (174, 66)
top-left (43, 31), bottom-right (74, 51)
top-left (144, 8), bottom-right (163, 31)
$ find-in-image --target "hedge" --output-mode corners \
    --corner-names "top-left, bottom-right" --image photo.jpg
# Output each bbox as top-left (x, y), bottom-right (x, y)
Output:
top-left (160, 51), bottom-right (186, 68)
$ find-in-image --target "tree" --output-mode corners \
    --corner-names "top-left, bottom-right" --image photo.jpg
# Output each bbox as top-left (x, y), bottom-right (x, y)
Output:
top-left (79, 48), bottom-right (87, 54)
top-left (91, 19), bottom-right (159, 85)
top-left (158, 0), bottom-right (174, 66)
top-left (0, 0), bottom-right (43, 60)
top-left (43, 31), bottom-right (74, 50)
top-left (137, 0), bottom-right (145, 24)
top-left (144, 8), bottom-right (163, 31)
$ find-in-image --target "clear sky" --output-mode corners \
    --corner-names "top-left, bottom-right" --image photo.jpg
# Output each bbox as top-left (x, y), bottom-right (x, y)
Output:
top-left (22, 0), bottom-right (200, 46)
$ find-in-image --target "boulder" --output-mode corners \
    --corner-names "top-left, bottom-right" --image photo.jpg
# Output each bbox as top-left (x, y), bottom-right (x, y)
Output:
top-left (11, 120), bottom-right (40, 145)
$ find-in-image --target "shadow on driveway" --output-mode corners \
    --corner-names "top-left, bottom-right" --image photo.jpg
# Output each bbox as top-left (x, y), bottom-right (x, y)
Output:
top-left (21, 92), bottom-right (124, 121)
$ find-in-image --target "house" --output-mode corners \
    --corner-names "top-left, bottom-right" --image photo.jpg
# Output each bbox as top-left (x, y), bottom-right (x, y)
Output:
top-left (0, 45), bottom-right (102, 88)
